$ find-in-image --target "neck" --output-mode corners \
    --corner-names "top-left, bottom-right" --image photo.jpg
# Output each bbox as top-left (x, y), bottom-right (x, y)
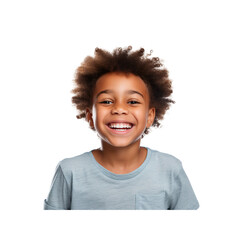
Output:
top-left (98, 139), bottom-right (144, 170)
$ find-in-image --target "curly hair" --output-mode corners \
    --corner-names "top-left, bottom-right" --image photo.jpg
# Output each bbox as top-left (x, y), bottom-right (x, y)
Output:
top-left (71, 46), bottom-right (175, 135)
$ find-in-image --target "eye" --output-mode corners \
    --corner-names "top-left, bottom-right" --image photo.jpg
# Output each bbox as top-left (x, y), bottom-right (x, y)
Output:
top-left (128, 100), bottom-right (140, 104)
top-left (100, 100), bottom-right (113, 105)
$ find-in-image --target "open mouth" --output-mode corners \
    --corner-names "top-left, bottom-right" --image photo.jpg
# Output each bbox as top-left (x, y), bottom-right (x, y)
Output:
top-left (106, 122), bottom-right (134, 133)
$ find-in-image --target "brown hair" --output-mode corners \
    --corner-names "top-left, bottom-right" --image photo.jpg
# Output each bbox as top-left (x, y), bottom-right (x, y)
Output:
top-left (71, 46), bottom-right (175, 134)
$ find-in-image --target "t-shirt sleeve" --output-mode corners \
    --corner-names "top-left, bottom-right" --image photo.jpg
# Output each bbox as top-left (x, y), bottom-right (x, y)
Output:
top-left (170, 164), bottom-right (199, 210)
top-left (44, 162), bottom-right (71, 210)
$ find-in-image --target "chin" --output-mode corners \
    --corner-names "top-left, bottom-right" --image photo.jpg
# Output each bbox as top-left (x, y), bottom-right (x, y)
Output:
top-left (105, 137), bottom-right (141, 148)
top-left (97, 129), bottom-right (143, 148)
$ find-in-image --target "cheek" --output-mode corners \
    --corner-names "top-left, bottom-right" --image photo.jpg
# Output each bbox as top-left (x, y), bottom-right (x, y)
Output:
top-left (93, 107), bottom-right (107, 125)
top-left (91, 106), bottom-right (99, 126)
top-left (133, 108), bottom-right (148, 124)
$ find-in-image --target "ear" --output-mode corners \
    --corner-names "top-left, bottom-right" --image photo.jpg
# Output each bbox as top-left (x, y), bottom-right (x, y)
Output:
top-left (146, 107), bottom-right (155, 128)
top-left (85, 108), bottom-right (94, 129)
top-left (85, 108), bottom-right (92, 122)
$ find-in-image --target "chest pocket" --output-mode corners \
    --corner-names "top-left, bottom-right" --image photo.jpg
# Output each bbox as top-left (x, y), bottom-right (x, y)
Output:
top-left (135, 192), bottom-right (167, 210)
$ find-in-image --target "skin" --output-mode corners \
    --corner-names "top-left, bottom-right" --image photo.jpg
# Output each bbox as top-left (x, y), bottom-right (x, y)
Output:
top-left (86, 72), bottom-right (155, 174)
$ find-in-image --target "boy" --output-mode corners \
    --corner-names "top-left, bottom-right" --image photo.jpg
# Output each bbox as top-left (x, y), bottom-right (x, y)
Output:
top-left (44, 46), bottom-right (199, 210)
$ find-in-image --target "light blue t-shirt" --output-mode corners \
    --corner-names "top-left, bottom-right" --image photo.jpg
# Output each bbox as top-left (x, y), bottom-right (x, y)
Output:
top-left (44, 147), bottom-right (199, 210)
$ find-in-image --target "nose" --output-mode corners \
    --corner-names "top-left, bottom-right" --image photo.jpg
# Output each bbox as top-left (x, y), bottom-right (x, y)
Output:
top-left (111, 102), bottom-right (128, 115)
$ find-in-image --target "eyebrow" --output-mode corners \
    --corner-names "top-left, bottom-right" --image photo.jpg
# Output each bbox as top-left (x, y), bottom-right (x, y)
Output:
top-left (96, 90), bottom-right (144, 99)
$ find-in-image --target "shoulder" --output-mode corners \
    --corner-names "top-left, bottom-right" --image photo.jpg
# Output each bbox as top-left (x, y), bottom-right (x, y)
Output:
top-left (148, 147), bottom-right (183, 174)
top-left (58, 150), bottom-right (93, 176)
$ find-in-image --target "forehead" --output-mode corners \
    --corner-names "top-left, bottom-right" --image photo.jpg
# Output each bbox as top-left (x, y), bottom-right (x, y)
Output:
top-left (94, 72), bottom-right (149, 97)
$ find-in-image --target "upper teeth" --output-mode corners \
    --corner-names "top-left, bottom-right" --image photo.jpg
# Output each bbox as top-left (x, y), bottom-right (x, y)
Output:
top-left (109, 123), bottom-right (132, 129)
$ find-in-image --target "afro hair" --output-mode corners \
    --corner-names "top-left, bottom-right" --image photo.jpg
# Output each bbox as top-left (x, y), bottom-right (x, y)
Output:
top-left (71, 46), bottom-right (175, 135)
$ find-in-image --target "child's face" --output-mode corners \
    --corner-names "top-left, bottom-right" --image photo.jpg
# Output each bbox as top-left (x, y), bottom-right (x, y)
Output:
top-left (86, 72), bottom-right (155, 148)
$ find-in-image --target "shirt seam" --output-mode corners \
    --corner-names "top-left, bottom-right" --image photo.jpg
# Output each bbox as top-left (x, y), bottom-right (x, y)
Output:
top-left (58, 162), bottom-right (72, 209)
top-left (170, 162), bottom-right (183, 209)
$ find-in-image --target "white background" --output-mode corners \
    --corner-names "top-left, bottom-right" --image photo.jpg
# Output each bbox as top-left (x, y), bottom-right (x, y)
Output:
top-left (1, 0), bottom-right (239, 239)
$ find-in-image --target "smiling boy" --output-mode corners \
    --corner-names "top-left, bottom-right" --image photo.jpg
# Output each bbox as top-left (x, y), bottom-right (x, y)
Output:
top-left (44, 46), bottom-right (199, 210)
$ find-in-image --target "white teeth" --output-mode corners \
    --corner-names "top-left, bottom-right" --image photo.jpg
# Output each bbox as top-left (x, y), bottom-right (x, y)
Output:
top-left (109, 123), bottom-right (132, 129)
